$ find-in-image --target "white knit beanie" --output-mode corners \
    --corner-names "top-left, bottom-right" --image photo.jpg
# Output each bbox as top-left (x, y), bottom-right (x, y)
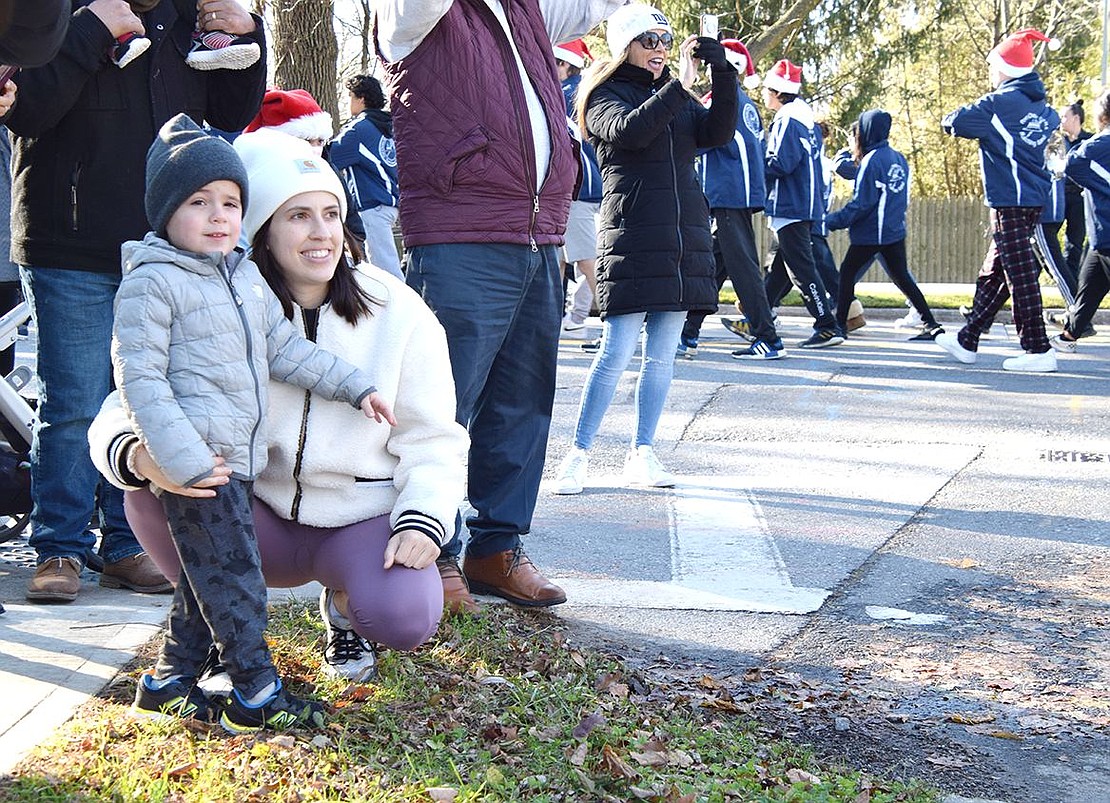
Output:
top-left (232, 129), bottom-right (348, 245)
top-left (606, 4), bottom-right (671, 58)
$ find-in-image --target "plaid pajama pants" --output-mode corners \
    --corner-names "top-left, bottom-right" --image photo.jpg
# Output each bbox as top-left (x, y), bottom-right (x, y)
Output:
top-left (958, 207), bottom-right (1050, 354)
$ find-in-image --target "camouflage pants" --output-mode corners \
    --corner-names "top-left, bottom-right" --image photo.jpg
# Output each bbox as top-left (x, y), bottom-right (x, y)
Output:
top-left (155, 478), bottom-right (277, 698)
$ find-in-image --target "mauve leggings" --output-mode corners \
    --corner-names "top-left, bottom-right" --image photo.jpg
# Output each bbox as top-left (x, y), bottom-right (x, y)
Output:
top-left (125, 488), bottom-right (443, 651)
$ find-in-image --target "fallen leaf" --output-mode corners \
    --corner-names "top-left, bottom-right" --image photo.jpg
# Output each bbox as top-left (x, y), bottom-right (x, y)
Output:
top-left (167, 762), bottom-right (197, 778)
top-left (925, 754), bottom-right (971, 768)
top-left (567, 741), bottom-right (588, 767)
top-left (785, 768), bottom-right (822, 786)
top-left (268, 734), bottom-right (296, 749)
top-left (987, 730), bottom-right (1024, 741)
top-left (947, 712), bottom-right (995, 725)
top-left (426, 788), bottom-right (457, 802)
top-left (572, 710), bottom-right (606, 739)
top-left (600, 744), bottom-right (638, 779)
top-left (699, 675), bottom-right (724, 690)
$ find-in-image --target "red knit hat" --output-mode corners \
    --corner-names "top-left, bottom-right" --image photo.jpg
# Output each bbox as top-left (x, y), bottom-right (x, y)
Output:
top-left (763, 59), bottom-right (802, 95)
top-left (553, 39), bottom-right (592, 69)
top-left (243, 89), bottom-right (333, 141)
top-left (987, 29), bottom-right (1062, 78)
top-left (721, 39), bottom-right (760, 89)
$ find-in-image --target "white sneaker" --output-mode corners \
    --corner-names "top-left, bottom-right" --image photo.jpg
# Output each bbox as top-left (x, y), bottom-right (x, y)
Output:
top-left (319, 588), bottom-right (378, 681)
top-left (934, 332), bottom-right (976, 364)
top-left (554, 447), bottom-right (588, 495)
top-left (623, 445), bottom-right (676, 488)
top-left (895, 308), bottom-right (924, 329)
top-left (1049, 334), bottom-right (1077, 353)
top-left (561, 314), bottom-right (588, 339)
top-left (1002, 350), bottom-right (1058, 373)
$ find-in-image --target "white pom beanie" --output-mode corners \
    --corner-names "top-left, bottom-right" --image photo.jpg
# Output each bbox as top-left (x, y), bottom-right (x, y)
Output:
top-left (606, 4), bottom-right (671, 58)
top-left (232, 129), bottom-right (347, 245)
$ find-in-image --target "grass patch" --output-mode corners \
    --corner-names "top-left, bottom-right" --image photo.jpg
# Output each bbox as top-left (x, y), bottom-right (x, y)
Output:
top-left (1, 602), bottom-right (937, 802)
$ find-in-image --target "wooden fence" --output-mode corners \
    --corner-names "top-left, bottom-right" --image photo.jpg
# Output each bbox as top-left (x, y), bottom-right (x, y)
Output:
top-left (755, 197), bottom-right (994, 284)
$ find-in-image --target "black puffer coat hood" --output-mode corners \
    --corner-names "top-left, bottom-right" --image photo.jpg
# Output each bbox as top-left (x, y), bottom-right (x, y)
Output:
top-left (585, 62), bottom-right (738, 317)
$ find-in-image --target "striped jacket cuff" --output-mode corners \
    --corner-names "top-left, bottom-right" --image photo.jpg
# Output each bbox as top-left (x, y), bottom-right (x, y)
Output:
top-left (392, 510), bottom-right (445, 546)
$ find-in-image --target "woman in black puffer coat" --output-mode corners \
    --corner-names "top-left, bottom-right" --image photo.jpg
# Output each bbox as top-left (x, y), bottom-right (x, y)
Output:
top-left (552, 3), bottom-right (737, 495)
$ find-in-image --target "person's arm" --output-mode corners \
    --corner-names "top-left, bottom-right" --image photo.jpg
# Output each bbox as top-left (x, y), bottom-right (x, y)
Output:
top-left (539, 0), bottom-right (628, 47)
top-left (1064, 139), bottom-right (1106, 193)
top-left (586, 79), bottom-right (689, 151)
top-left (4, 1), bottom-right (141, 137)
top-left (941, 95), bottom-right (992, 140)
top-left (0, 0), bottom-right (71, 67)
top-left (764, 116), bottom-right (801, 179)
top-left (372, 0), bottom-right (453, 62)
top-left (692, 42), bottom-right (738, 150)
top-left (826, 158), bottom-right (878, 231)
top-left (197, 5), bottom-right (267, 133)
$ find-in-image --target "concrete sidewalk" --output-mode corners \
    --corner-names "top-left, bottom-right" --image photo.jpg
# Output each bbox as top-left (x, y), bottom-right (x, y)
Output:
top-left (0, 288), bottom-right (1106, 800)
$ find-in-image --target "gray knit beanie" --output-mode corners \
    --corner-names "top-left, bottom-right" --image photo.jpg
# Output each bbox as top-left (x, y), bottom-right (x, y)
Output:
top-left (145, 113), bottom-right (250, 237)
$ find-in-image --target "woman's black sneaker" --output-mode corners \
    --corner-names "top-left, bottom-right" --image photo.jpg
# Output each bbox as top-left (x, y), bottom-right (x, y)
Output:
top-left (797, 330), bottom-right (844, 348)
top-left (908, 325), bottom-right (944, 341)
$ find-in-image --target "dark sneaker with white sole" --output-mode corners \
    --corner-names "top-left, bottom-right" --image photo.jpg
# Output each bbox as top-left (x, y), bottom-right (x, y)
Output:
top-left (319, 588), bottom-right (378, 682)
top-left (908, 325), bottom-right (944, 341)
top-left (797, 330), bottom-right (844, 348)
top-left (732, 338), bottom-right (785, 360)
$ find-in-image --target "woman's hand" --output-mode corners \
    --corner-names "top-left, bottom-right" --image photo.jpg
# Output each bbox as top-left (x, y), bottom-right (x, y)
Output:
top-left (691, 36), bottom-right (730, 70)
top-left (134, 445), bottom-right (232, 498)
top-left (383, 529), bottom-right (439, 570)
top-left (197, 0), bottom-right (256, 36)
top-left (360, 391), bottom-right (397, 426)
top-left (678, 34), bottom-right (699, 88)
top-left (0, 78), bottom-right (16, 118)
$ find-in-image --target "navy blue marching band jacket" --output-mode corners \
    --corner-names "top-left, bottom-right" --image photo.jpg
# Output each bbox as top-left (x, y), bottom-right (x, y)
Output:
top-left (328, 109), bottom-right (400, 211)
top-left (764, 98), bottom-right (825, 223)
top-left (698, 81), bottom-right (766, 211)
top-left (1066, 128), bottom-right (1110, 250)
top-left (826, 110), bottom-right (908, 245)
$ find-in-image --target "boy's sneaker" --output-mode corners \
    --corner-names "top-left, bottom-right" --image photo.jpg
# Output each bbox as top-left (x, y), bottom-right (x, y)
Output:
top-left (623, 445), bottom-right (675, 488)
top-left (908, 325), bottom-right (944, 342)
top-left (934, 331), bottom-right (976, 364)
top-left (561, 313), bottom-right (588, 338)
top-left (676, 336), bottom-right (698, 359)
top-left (319, 589), bottom-right (378, 682)
top-left (1049, 333), bottom-right (1078, 353)
top-left (797, 330), bottom-right (844, 349)
top-left (895, 308), bottom-right (924, 329)
top-left (1044, 311), bottom-right (1096, 338)
top-left (553, 447), bottom-right (589, 495)
top-left (132, 673), bottom-right (211, 722)
top-left (732, 338), bottom-right (784, 360)
top-left (220, 680), bottom-right (327, 734)
top-left (720, 316), bottom-right (755, 342)
top-left (1002, 350), bottom-right (1057, 373)
top-left (112, 33), bottom-right (150, 68)
top-left (580, 337), bottom-right (601, 353)
top-left (186, 30), bottom-right (261, 71)
top-left (196, 644), bottom-right (232, 700)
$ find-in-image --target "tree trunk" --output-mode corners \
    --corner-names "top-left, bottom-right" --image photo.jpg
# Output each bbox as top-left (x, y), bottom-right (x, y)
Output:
top-left (271, 0), bottom-right (340, 135)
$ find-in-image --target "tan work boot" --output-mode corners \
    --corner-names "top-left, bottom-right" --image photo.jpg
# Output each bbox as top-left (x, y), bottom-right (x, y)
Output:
top-left (26, 556), bottom-right (82, 603)
top-left (99, 553), bottom-right (172, 593)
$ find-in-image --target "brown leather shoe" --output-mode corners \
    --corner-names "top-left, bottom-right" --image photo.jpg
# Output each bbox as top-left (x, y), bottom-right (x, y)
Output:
top-left (99, 553), bottom-right (173, 593)
top-left (463, 547), bottom-right (567, 607)
top-left (437, 556), bottom-right (479, 614)
top-left (27, 556), bottom-right (82, 603)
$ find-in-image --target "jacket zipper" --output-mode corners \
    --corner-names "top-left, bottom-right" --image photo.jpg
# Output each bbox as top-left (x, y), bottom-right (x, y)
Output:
top-left (289, 312), bottom-right (316, 520)
top-left (222, 263), bottom-right (264, 477)
top-left (475, 0), bottom-right (541, 251)
top-left (70, 164), bottom-right (82, 232)
top-left (667, 125), bottom-right (683, 304)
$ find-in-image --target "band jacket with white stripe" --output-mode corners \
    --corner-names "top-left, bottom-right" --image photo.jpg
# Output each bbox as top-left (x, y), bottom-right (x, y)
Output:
top-left (763, 97), bottom-right (825, 222)
top-left (1065, 128), bottom-right (1110, 251)
top-left (941, 72), bottom-right (1059, 210)
top-left (698, 80), bottom-right (766, 211)
top-left (586, 61), bottom-right (738, 319)
top-left (328, 109), bottom-right (400, 211)
top-left (826, 109), bottom-right (908, 246)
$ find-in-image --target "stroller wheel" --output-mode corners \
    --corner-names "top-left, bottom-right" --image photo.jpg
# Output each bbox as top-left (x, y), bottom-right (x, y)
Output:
top-left (0, 511), bottom-right (30, 545)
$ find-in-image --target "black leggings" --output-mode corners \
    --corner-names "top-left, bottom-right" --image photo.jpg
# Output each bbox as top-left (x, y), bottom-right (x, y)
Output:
top-left (835, 240), bottom-right (936, 331)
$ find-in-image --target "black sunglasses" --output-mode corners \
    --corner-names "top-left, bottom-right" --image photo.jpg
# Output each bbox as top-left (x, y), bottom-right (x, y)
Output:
top-left (632, 31), bottom-right (674, 50)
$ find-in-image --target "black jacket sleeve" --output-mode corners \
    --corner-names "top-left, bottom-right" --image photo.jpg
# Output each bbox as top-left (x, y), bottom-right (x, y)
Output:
top-left (201, 15), bottom-right (267, 132)
top-left (3, 6), bottom-right (110, 137)
top-left (586, 79), bottom-right (691, 152)
top-left (0, 0), bottom-right (70, 67)
top-left (693, 67), bottom-right (739, 150)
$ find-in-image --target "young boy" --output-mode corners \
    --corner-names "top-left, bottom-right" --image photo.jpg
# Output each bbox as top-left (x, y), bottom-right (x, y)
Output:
top-left (116, 113), bottom-right (394, 732)
top-left (935, 28), bottom-right (1061, 373)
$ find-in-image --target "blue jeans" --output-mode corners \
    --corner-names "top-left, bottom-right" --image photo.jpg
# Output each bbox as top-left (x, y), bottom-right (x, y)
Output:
top-left (20, 266), bottom-right (138, 566)
top-left (406, 243), bottom-right (561, 559)
top-left (573, 310), bottom-right (686, 451)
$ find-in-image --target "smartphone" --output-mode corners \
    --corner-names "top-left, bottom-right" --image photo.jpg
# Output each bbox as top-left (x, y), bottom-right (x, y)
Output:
top-left (0, 65), bottom-right (16, 86)
top-left (700, 13), bottom-right (719, 40)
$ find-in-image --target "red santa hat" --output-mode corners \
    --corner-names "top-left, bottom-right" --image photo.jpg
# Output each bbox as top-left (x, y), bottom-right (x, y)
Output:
top-left (243, 89), bottom-right (334, 141)
top-left (763, 59), bottom-right (802, 95)
top-left (721, 39), bottom-right (761, 90)
top-left (553, 39), bottom-right (592, 69)
top-left (987, 29), bottom-right (1062, 78)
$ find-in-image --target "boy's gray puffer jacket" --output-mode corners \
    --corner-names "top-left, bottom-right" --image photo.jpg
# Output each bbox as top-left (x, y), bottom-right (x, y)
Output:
top-left (112, 234), bottom-right (376, 488)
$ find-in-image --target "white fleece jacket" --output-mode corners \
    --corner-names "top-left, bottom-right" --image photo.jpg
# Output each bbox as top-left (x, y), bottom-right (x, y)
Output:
top-left (90, 265), bottom-right (469, 544)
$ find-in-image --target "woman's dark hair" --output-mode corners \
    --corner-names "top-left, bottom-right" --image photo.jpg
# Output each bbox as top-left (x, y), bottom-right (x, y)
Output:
top-left (1094, 92), bottom-right (1110, 129)
top-left (1067, 99), bottom-right (1085, 124)
top-left (345, 74), bottom-right (386, 110)
top-left (251, 221), bottom-right (381, 326)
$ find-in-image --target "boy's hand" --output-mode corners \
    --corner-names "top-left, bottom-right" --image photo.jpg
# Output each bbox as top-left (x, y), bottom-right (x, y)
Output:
top-left (383, 529), bottom-right (439, 570)
top-left (135, 445), bottom-right (232, 497)
top-left (88, 0), bottom-right (144, 39)
top-left (360, 391), bottom-right (397, 426)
